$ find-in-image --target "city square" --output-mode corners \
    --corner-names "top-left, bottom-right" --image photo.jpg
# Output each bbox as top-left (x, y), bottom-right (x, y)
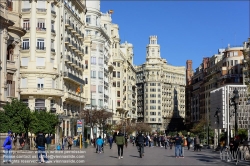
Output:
top-left (1, 0), bottom-right (250, 165)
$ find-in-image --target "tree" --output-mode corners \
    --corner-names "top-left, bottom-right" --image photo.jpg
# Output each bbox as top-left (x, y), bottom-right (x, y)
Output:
top-left (190, 119), bottom-right (206, 134)
top-left (0, 99), bottom-right (33, 135)
top-left (30, 110), bottom-right (59, 135)
top-left (134, 122), bottom-right (152, 133)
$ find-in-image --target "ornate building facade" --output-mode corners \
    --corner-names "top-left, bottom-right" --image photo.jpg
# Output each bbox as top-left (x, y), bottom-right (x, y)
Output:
top-left (0, 0), bottom-right (26, 109)
top-left (136, 36), bottom-right (186, 132)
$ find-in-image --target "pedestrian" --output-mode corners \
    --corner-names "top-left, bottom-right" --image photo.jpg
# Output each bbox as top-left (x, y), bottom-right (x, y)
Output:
top-left (108, 136), bottom-right (113, 149)
top-left (164, 135), bottom-right (168, 149)
top-left (19, 134), bottom-right (25, 149)
top-left (115, 131), bottom-right (125, 159)
top-left (96, 136), bottom-right (103, 153)
top-left (125, 134), bottom-right (128, 148)
top-left (63, 136), bottom-right (68, 150)
top-left (147, 135), bottom-right (151, 147)
top-left (68, 137), bottom-right (73, 150)
top-left (2, 130), bottom-right (13, 164)
top-left (46, 135), bottom-right (51, 150)
top-left (186, 135), bottom-right (191, 150)
top-left (36, 131), bottom-right (50, 163)
top-left (174, 133), bottom-right (183, 158)
top-left (194, 135), bottom-right (201, 151)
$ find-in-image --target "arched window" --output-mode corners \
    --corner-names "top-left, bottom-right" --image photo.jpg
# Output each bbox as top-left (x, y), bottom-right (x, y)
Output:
top-left (7, 45), bottom-right (14, 61)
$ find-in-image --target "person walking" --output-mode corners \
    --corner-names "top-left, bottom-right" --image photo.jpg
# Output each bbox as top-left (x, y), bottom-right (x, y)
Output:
top-left (115, 131), bottom-right (125, 159)
top-left (68, 137), bottom-right (73, 150)
top-left (186, 135), bottom-right (191, 150)
top-left (124, 134), bottom-right (128, 148)
top-left (2, 130), bottom-right (13, 164)
top-left (36, 131), bottom-right (49, 163)
top-left (96, 136), bottom-right (104, 153)
top-left (46, 135), bottom-right (51, 150)
top-left (174, 133), bottom-right (183, 158)
top-left (108, 136), bottom-right (113, 149)
top-left (194, 135), bottom-right (201, 151)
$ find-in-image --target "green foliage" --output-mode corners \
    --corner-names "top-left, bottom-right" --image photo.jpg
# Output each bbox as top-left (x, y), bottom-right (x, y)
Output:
top-left (0, 99), bottom-right (59, 135)
top-left (0, 99), bottom-right (32, 134)
top-left (30, 111), bottom-right (59, 135)
top-left (238, 129), bottom-right (248, 140)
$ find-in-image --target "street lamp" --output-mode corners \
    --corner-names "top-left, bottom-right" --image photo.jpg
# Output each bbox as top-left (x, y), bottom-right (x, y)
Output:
top-left (123, 121), bottom-right (126, 135)
top-left (214, 107), bottom-right (220, 149)
top-left (230, 88), bottom-right (239, 137)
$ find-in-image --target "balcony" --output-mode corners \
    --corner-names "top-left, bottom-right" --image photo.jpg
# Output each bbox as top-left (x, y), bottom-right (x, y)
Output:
top-left (36, 27), bottom-right (46, 32)
top-left (51, 29), bottom-right (56, 34)
top-left (68, 23), bottom-right (73, 30)
top-left (51, 48), bottom-right (55, 52)
top-left (21, 47), bottom-right (30, 50)
top-left (50, 108), bottom-right (56, 113)
top-left (23, 27), bottom-right (30, 31)
top-left (79, 32), bottom-right (84, 39)
top-left (63, 72), bottom-right (85, 85)
top-left (65, 20), bottom-right (70, 27)
top-left (36, 47), bottom-right (46, 51)
top-left (7, 60), bottom-right (16, 71)
top-left (51, 10), bottom-right (56, 15)
top-left (65, 37), bottom-right (70, 44)
top-left (20, 88), bottom-right (63, 97)
top-left (22, 8), bottom-right (31, 13)
top-left (36, 8), bottom-right (47, 13)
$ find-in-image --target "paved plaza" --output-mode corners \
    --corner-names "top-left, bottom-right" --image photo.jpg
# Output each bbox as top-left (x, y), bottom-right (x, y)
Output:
top-left (1, 143), bottom-right (250, 165)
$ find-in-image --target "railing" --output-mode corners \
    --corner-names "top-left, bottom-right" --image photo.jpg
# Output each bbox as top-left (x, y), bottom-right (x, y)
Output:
top-left (51, 10), bottom-right (56, 14)
top-left (36, 47), bottom-right (46, 50)
top-left (22, 8), bottom-right (31, 12)
top-left (37, 8), bottom-right (47, 13)
top-left (51, 48), bottom-right (55, 52)
top-left (23, 27), bottom-right (30, 30)
top-left (51, 29), bottom-right (55, 33)
top-left (63, 72), bottom-right (85, 85)
top-left (36, 27), bottom-right (46, 31)
top-left (21, 47), bottom-right (30, 50)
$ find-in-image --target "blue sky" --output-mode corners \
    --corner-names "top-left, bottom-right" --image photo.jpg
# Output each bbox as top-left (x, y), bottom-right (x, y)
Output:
top-left (101, 1), bottom-right (249, 69)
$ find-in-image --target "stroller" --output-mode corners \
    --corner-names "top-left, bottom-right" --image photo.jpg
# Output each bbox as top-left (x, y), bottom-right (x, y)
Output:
top-left (96, 143), bottom-right (104, 153)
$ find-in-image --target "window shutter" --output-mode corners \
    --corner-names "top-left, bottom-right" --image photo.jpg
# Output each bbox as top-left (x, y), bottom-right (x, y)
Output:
top-left (36, 57), bottom-right (45, 66)
top-left (22, 0), bottom-right (30, 8)
top-left (21, 57), bottom-right (29, 66)
top-left (21, 78), bottom-right (27, 88)
top-left (10, 81), bottom-right (15, 96)
top-left (37, 1), bottom-right (45, 8)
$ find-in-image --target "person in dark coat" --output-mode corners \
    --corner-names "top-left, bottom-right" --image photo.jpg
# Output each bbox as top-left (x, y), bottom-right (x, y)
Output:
top-left (36, 131), bottom-right (49, 163)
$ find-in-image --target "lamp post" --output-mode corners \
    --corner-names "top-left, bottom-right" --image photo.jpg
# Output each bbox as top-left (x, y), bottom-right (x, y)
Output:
top-left (230, 88), bottom-right (239, 137)
top-left (214, 107), bottom-right (220, 149)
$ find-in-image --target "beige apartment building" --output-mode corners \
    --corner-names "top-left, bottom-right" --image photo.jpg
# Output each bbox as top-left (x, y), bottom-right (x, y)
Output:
top-left (136, 36), bottom-right (186, 132)
top-left (0, 0), bottom-right (26, 109)
top-left (19, 0), bottom-right (86, 138)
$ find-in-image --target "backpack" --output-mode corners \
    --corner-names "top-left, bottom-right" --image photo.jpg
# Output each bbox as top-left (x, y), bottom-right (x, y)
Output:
top-left (187, 137), bottom-right (191, 143)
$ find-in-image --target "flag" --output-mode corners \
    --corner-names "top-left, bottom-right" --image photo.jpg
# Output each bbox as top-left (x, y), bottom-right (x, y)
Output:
top-left (76, 86), bottom-right (81, 93)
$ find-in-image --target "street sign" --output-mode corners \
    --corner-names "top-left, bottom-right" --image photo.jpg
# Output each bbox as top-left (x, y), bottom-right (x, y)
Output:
top-left (77, 120), bottom-right (82, 133)
top-left (77, 127), bottom-right (82, 133)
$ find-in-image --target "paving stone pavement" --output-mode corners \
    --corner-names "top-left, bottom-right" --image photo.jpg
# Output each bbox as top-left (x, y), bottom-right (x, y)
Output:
top-left (1, 143), bottom-right (250, 165)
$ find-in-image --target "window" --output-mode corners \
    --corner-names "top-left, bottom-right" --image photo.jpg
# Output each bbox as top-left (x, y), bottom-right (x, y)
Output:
top-left (7, 0), bottom-right (13, 11)
top-left (37, 19), bottom-right (45, 29)
top-left (23, 19), bottom-right (30, 30)
top-left (98, 58), bottom-right (103, 66)
top-left (113, 71), bottom-right (116, 77)
top-left (51, 21), bottom-right (55, 31)
top-left (85, 78), bottom-right (88, 84)
top-left (98, 99), bottom-right (103, 107)
top-left (104, 24), bottom-right (107, 29)
top-left (52, 78), bottom-right (55, 89)
top-left (117, 91), bottom-right (120, 97)
top-left (91, 85), bottom-right (96, 92)
top-left (85, 46), bottom-right (88, 54)
top-left (113, 82), bottom-right (116, 87)
top-left (86, 15), bottom-right (91, 24)
top-left (37, 39), bottom-right (45, 50)
top-left (117, 63), bottom-right (120, 67)
top-left (21, 78), bottom-right (27, 88)
top-left (98, 85), bottom-right (103, 93)
top-left (91, 99), bottom-right (96, 106)
top-left (235, 60), bottom-right (238, 65)
top-left (117, 81), bottom-right (120, 87)
top-left (150, 106), bottom-right (156, 109)
top-left (117, 72), bottom-right (120, 78)
top-left (117, 101), bottom-right (120, 106)
top-left (22, 0), bottom-right (30, 9)
top-left (150, 100), bottom-right (156, 103)
top-left (113, 62), bottom-right (116, 66)
top-left (22, 99), bottom-right (29, 107)
top-left (98, 71), bottom-right (103, 79)
top-left (85, 60), bottom-right (88, 69)
top-left (91, 71), bottom-right (96, 78)
top-left (234, 51), bottom-right (238, 56)
top-left (22, 39), bottom-right (29, 49)
top-left (6, 73), bottom-right (15, 97)
top-left (158, 106), bottom-right (161, 110)
top-left (50, 99), bottom-right (55, 109)
top-left (36, 57), bottom-right (45, 66)
top-left (91, 57), bottom-right (96, 64)
top-left (37, 78), bottom-right (44, 89)
top-left (86, 30), bottom-right (91, 35)
top-left (35, 99), bottom-right (45, 110)
top-left (21, 57), bottom-right (29, 66)
top-left (150, 112), bottom-right (156, 115)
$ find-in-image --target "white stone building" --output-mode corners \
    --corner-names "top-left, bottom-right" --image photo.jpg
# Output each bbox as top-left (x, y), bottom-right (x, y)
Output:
top-left (135, 36), bottom-right (186, 132)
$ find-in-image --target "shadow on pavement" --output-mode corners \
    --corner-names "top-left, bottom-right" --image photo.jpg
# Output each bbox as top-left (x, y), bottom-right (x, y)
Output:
top-left (129, 155), bottom-right (141, 158)
top-left (109, 156), bottom-right (119, 158)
